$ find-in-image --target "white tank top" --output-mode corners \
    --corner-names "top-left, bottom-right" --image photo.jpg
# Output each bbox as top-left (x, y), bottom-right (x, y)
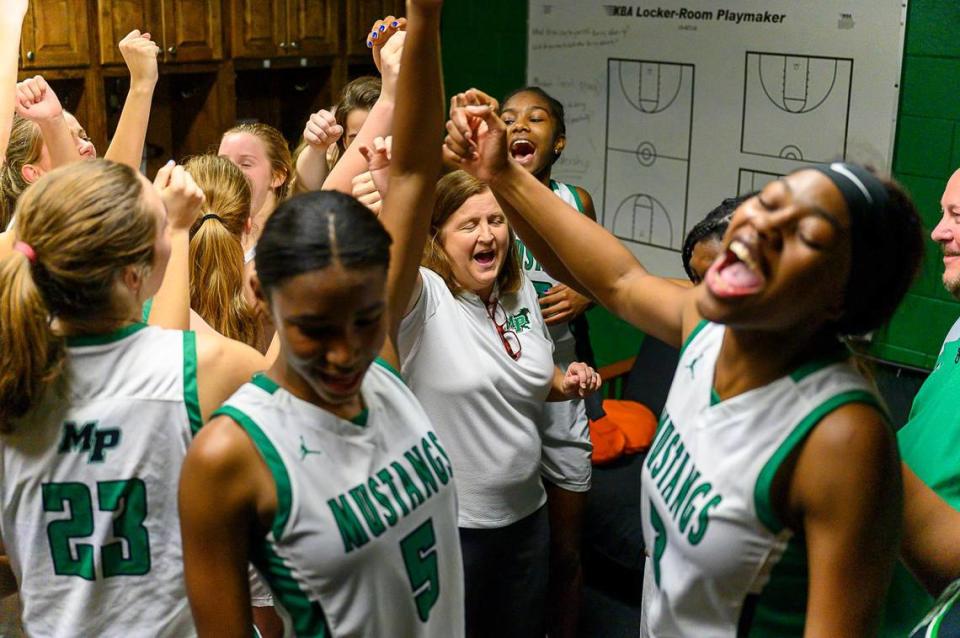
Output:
top-left (215, 361), bottom-right (465, 637)
top-left (640, 321), bottom-right (881, 637)
top-left (0, 324), bottom-right (199, 638)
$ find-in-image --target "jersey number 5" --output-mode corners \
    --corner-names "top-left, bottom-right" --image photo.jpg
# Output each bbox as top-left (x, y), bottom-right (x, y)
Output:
top-left (42, 479), bottom-right (151, 581)
top-left (399, 518), bottom-right (440, 622)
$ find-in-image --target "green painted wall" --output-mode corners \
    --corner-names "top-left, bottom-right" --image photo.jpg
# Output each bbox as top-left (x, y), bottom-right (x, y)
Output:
top-left (441, 1), bottom-right (528, 102)
top-left (869, 0), bottom-right (960, 369)
top-left (442, 1), bottom-right (959, 370)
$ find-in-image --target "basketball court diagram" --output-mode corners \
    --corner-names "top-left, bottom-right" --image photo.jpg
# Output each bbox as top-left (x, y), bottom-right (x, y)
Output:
top-left (603, 58), bottom-right (694, 252)
top-left (737, 168), bottom-right (784, 196)
top-left (740, 52), bottom-right (853, 163)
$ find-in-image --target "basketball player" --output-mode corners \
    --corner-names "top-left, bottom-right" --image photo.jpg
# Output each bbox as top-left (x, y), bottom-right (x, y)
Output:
top-left (0, 160), bottom-right (269, 637)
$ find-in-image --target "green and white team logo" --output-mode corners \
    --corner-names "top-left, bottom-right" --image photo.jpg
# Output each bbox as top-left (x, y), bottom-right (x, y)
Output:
top-left (506, 308), bottom-right (532, 333)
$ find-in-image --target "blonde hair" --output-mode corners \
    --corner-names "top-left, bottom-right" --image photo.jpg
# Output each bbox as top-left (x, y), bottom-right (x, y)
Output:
top-left (0, 160), bottom-right (155, 431)
top-left (423, 170), bottom-right (522, 296)
top-left (184, 154), bottom-right (260, 347)
top-left (0, 115), bottom-right (43, 229)
top-left (222, 123), bottom-right (292, 202)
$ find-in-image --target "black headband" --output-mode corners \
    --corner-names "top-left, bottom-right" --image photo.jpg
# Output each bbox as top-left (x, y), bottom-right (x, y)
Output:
top-left (809, 162), bottom-right (889, 226)
top-left (806, 162), bottom-right (891, 336)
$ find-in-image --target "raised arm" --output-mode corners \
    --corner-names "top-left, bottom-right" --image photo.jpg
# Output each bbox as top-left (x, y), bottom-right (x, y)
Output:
top-left (15, 76), bottom-right (82, 169)
top-left (0, 1), bottom-right (27, 160)
top-left (375, 0), bottom-right (443, 369)
top-left (104, 30), bottom-right (159, 169)
top-left (291, 108), bottom-right (340, 192)
top-left (322, 19), bottom-right (404, 194)
top-left (146, 162), bottom-right (204, 330)
top-left (444, 91), bottom-right (696, 347)
top-left (900, 465), bottom-right (960, 596)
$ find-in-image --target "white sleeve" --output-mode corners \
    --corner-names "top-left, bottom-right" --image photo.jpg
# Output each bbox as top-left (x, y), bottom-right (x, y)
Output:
top-left (398, 267), bottom-right (443, 366)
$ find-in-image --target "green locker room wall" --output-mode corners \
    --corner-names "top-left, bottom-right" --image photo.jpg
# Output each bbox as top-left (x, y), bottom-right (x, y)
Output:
top-left (441, 0), bottom-right (957, 370)
top-left (870, 0), bottom-right (960, 369)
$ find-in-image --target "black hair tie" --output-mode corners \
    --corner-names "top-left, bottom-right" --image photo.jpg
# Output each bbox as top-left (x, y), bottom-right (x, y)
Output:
top-left (201, 213), bottom-right (224, 224)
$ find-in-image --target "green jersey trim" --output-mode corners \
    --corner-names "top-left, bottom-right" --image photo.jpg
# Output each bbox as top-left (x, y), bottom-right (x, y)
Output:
top-left (252, 373), bottom-right (280, 394)
top-left (251, 538), bottom-right (330, 637)
top-left (374, 357), bottom-right (403, 382)
top-left (214, 405), bottom-right (293, 541)
top-left (710, 388), bottom-right (721, 406)
top-left (249, 373), bottom-right (368, 427)
top-left (66, 322), bottom-right (147, 347)
top-left (551, 180), bottom-right (585, 213)
top-left (679, 320), bottom-right (709, 358)
top-left (788, 349), bottom-right (849, 383)
top-left (754, 389), bottom-right (881, 533)
top-left (182, 331), bottom-right (202, 435)
top-left (350, 409), bottom-right (369, 426)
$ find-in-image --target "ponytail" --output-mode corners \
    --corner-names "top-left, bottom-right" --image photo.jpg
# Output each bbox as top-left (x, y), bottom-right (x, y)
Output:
top-left (0, 250), bottom-right (66, 431)
top-left (184, 154), bottom-right (261, 347)
top-left (189, 217), bottom-right (260, 346)
top-left (0, 159), bottom-right (156, 432)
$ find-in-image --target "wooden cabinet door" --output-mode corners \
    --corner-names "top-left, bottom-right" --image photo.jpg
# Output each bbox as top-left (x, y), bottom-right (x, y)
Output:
top-left (345, 0), bottom-right (405, 57)
top-left (20, 0), bottom-right (90, 68)
top-left (286, 0), bottom-right (337, 57)
top-left (161, 0), bottom-right (223, 63)
top-left (96, 0), bottom-right (162, 65)
top-left (230, 0), bottom-right (284, 58)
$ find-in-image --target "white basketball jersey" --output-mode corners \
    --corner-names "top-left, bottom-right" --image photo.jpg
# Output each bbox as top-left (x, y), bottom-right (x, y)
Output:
top-left (215, 361), bottom-right (464, 637)
top-left (640, 321), bottom-right (881, 637)
top-left (0, 324), bottom-right (199, 638)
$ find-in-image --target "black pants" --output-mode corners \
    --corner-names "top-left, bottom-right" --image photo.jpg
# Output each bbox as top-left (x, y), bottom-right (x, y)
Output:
top-left (459, 506), bottom-right (550, 638)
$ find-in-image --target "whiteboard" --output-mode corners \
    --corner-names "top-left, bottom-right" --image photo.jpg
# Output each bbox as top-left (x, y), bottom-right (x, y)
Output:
top-left (527, 1), bottom-right (908, 277)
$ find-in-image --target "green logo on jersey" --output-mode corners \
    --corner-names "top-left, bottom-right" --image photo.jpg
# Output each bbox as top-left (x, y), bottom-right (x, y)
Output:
top-left (515, 238), bottom-right (544, 273)
top-left (57, 421), bottom-right (121, 463)
top-left (645, 417), bottom-right (723, 546)
top-left (327, 432), bottom-right (454, 554)
top-left (299, 435), bottom-right (323, 460)
top-left (506, 308), bottom-right (532, 333)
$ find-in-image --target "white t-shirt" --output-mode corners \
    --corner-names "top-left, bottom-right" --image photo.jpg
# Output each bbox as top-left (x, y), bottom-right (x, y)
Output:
top-left (399, 268), bottom-right (555, 528)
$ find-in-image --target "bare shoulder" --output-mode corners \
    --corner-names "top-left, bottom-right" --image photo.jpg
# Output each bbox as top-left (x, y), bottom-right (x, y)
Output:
top-left (573, 186), bottom-right (597, 220)
top-left (195, 331), bottom-right (267, 378)
top-left (805, 401), bottom-right (896, 463)
top-left (180, 414), bottom-right (276, 537)
top-left (187, 415), bottom-right (261, 478)
top-left (791, 400), bottom-right (900, 516)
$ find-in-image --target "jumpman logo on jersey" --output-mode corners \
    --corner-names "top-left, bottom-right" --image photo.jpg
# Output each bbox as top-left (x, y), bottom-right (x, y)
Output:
top-left (299, 436), bottom-right (323, 460)
top-left (686, 353), bottom-right (704, 379)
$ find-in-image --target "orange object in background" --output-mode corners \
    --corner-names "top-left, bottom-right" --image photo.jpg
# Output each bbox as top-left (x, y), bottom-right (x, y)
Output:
top-left (589, 399), bottom-right (658, 464)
